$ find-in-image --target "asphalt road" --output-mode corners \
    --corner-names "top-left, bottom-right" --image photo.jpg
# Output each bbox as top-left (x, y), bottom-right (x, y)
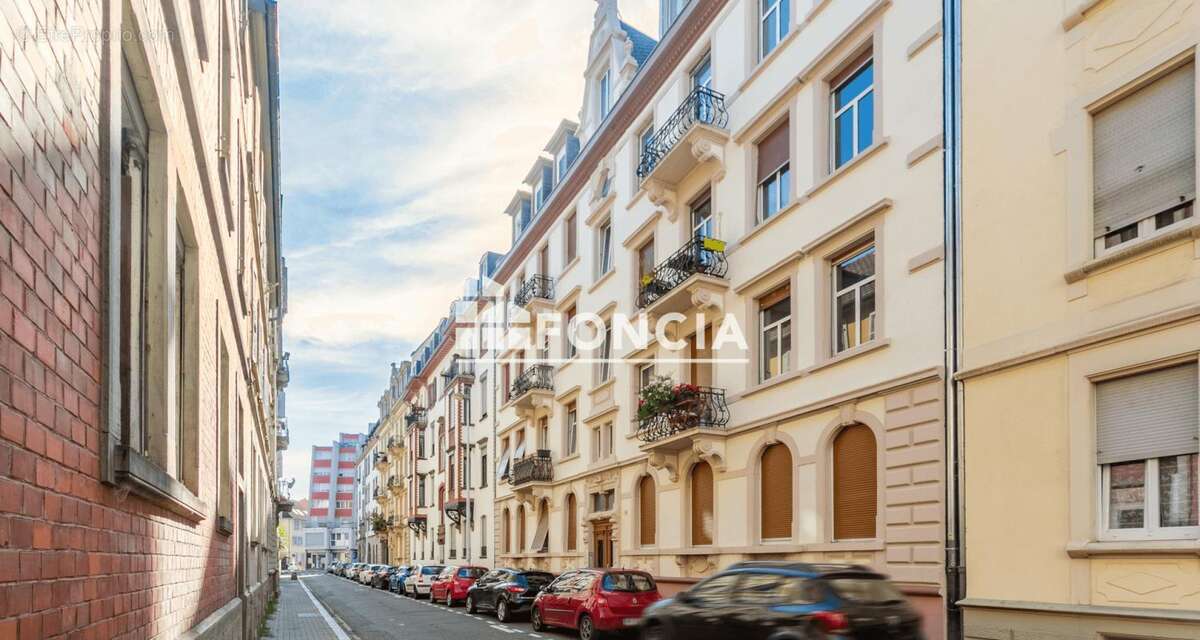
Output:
top-left (302, 572), bottom-right (585, 640)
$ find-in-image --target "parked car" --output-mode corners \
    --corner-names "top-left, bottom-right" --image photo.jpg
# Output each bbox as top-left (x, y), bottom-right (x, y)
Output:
top-left (372, 565), bottom-right (397, 589)
top-left (345, 563), bottom-right (367, 581)
top-left (404, 564), bottom-right (447, 598)
top-left (389, 566), bottom-right (413, 593)
top-left (326, 562), bottom-right (340, 575)
top-left (532, 569), bottom-right (660, 639)
top-left (638, 562), bottom-right (924, 640)
top-left (431, 565), bottom-right (488, 606)
top-left (358, 564), bottom-right (383, 585)
top-left (465, 568), bottom-right (555, 622)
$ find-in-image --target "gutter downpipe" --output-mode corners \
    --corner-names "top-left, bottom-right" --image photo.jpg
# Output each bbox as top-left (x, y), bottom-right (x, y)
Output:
top-left (942, 1), bottom-right (965, 639)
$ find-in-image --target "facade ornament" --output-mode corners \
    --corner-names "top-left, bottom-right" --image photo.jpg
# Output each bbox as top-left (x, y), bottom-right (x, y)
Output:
top-left (690, 136), bottom-right (726, 181)
top-left (646, 452), bottom-right (679, 483)
top-left (692, 437), bottom-right (726, 473)
top-left (644, 178), bottom-right (678, 221)
top-left (688, 286), bottom-right (723, 313)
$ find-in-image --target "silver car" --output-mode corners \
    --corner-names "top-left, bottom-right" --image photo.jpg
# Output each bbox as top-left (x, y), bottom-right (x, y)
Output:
top-left (404, 564), bottom-right (446, 598)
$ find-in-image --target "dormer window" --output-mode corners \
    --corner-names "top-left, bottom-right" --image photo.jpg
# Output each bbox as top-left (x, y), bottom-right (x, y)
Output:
top-left (533, 179), bottom-right (545, 212)
top-left (556, 147), bottom-right (570, 182)
top-left (599, 69), bottom-right (612, 118)
top-left (660, 0), bottom-right (688, 36)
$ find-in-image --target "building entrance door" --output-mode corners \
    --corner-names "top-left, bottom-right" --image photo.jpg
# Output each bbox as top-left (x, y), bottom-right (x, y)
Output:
top-left (592, 521), bottom-right (614, 568)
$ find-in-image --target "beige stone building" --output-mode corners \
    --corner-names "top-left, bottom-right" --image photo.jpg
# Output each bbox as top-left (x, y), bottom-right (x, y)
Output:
top-left (958, 1), bottom-right (1200, 639)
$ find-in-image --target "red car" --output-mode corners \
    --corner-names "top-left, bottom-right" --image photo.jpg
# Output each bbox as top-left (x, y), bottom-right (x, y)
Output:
top-left (532, 569), bottom-right (661, 640)
top-left (430, 565), bottom-right (488, 607)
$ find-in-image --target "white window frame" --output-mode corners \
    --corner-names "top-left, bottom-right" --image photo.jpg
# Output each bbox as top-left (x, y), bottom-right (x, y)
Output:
top-left (691, 194), bottom-right (714, 238)
top-left (1100, 455), bottom-right (1200, 541)
top-left (533, 179), bottom-right (544, 212)
top-left (639, 361), bottom-right (655, 391)
top-left (759, 0), bottom-right (790, 60)
top-left (599, 70), bottom-right (611, 119)
top-left (692, 53), bottom-right (712, 90)
top-left (598, 220), bottom-right (614, 277)
top-left (758, 162), bottom-right (790, 223)
top-left (759, 296), bottom-right (791, 382)
top-left (1095, 202), bottom-right (1195, 256)
top-left (831, 57), bottom-right (875, 171)
top-left (565, 402), bottom-right (578, 456)
top-left (598, 322), bottom-right (614, 382)
top-left (831, 244), bottom-right (877, 354)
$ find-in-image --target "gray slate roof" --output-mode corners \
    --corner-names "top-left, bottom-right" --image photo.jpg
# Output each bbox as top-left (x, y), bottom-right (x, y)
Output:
top-left (620, 21), bottom-right (657, 66)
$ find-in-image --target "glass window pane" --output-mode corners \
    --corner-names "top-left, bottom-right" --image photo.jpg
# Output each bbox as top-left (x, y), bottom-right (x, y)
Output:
top-left (1159, 454), bottom-right (1198, 528)
top-left (835, 111), bottom-right (854, 167)
top-left (1108, 461), bottom-right (1146, 529)
top-left (835, 61), bottom-right (873, 110)
top-left (836, 246), bottom-right (875, 290)
top-left (738, 573), bottom-right (787, 605)
top-left (762, 12), bottom-right (777, 56)
top-left (764, 174), bottom-right (779, 216)
top-left (836, 290), bottom-right (857, 352)
top-left (762, 297), bottom-right (790, 325)
top-left (763, 326), bottom-right (779, 379)
top-left (780, 320), bottom-right (791, 371)
top-left (857, 90), bottom-right (874, 153)
top-left (779, 165), bottom-right (790, 208)
top-left (779, 0), bottom-right (790, 41)
top-left (859, 281), bottom-right (876, 344)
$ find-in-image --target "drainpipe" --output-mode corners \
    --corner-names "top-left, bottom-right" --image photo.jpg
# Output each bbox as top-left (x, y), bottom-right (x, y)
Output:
top-left (942, 1), bottom-right (965, 639)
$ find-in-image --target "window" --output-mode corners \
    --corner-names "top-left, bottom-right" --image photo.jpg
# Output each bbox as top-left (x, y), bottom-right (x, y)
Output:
top-left (1098, 363), bottom-right (1198, 538)
top-left (639, 361), bottom-right (655, 392)
top-left (538, 245), bottom-right (550, 277)
top-left (832, 424), bottom-right (878, 540)
top-left (660, 0), bottom-right (688, 36)
top-left (598, 69), bottom-right (611, 118)
top-left (833, 244), bottom-right (876, 353)
top-left (590, 425), bottom-right (602, 462)
top-left (533, 179), bottom-right (545, 212)
top-left (758, 286), bottom-right (791, 381)
top-left (566, 493), bottom-right (579, 550)
top-left (692, 54), bottom-right (712, 89)
top-left (516, 504), bottom-right (526, 552)
top-left (598, 220), bottom-right (614, 276)
top-left (690, 461), bottom-right (714, 545)
top-left (691, 192), bottom-right (714, 239)
top-left (760, 444), bottom-right (793, 540)
top-left (1093, 62), bottom-right (1195, 254)
top-left (760, 0), bottom-right (790, 59)
top-left (637, 122), bottom-right (654, 179)
top-left (534, 499), bottom-right (551, 553)
top-left (737, 573), bottom-right (789, 605)
top-left (480, 449), bottom-right (488, 488)
top-left (592, 489), bottom-right (615, 513)
top-left (565, 306), bottom-right (578, 359)
top-left (637, 239), bottom-right (655, 286)
top-left (832, 54), bottom-right (875, 169)
top-left (565, 401), bottom-right (578, 456)
top-left (565, 213), bottom-right (578, 264)
top-left (598, 321), bottom-right (614, 382)
top-left (602, 422), bottom-right (614, 458)
top-left (689, 573), bottom-right (739, 604)
top-left (480, 371), bottom-right (488, 416)
top-left (756, 120), bottom-right (790, 222)
top-left (639, 475), bottom-right (657, 546)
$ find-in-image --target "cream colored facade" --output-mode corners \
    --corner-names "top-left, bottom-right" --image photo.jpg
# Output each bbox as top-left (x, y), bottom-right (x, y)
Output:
top-left (377, 362), bottom-right (412, 565)
top-left (960, 1), bottom-right (1200, 638)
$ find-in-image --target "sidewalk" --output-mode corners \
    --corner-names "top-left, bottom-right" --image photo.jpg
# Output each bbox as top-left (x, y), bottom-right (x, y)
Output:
top-left (264, 574), bottom-right (348, 640)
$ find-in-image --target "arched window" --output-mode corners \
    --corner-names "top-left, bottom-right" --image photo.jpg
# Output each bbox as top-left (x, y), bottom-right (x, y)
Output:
top-left (533, 498), bottom-right (550, 553)
top-left (639, 475), bottom-right (656, 546)
top-left (833, 423), bottom-right (878, 540)
top-left (760, 443), bottom-right (793, 540)
top-left (566, 493), bottom-right (578, 551)
top-left (502, 508), bottom-right (511, 553)
top-left (516, 504), bottom-right (526, 552)
top-left (690, 461), bottom-right (714, 545)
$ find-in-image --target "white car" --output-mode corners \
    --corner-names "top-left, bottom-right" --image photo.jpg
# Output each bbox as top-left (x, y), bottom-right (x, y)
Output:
top-left (404, 564), bottom-right (446, 598)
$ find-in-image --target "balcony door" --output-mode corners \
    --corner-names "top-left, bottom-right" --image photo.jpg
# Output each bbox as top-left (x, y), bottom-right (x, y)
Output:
top-left (688, 324), bottom-right (715, 387)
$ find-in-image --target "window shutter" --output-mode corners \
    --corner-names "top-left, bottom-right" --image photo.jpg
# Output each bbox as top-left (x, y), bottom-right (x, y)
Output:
top-left (760, 444), bottom-right (793, 539)
top-left (541, 165), bottom-right (554, 200)
top-left (759, 284), bottom-right (790, 309)
top-left (532, 503), bottom-right (550, 552)
top-left (1093, 63), bottom-right (1195, 238)
top-left (639, 475), bottom-right (656, 546)
top-left (1097, 362), bottom-right (1198, 464)
top-left (566, 134), bottom-right (581, 168)
top-left (690, 461), bottom-right (714, 545)
top-left (757, 120), bottom-right (790, 181)
top-left (833, 424), bottom-right (877, 540)
top-left (566, 494), bottom-right (578, 550)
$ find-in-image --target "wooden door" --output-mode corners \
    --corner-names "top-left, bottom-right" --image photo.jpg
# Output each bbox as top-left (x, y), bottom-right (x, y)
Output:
top-left (689, 324), bottom-right (715, 387)
top-left (592, 521), bottom-right (614, 568)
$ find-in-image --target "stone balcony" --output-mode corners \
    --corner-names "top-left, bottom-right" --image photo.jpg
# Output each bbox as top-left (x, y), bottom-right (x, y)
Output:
top-left (508, 364), bottom-right (554, 417)
top-left (636, 235), bottom-right (729, 319)
top-left (637, 86), bottom-right (729, 190)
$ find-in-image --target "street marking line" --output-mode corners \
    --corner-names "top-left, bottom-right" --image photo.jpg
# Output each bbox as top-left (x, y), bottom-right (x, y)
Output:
top-left (297, 576), bottom-right (353, 640)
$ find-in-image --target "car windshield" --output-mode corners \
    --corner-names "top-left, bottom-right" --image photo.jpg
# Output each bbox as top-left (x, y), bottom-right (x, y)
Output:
top-left (827, 577), bottom-right (906, 604)
top-left (602, 572), bottom-right (656, 592)
top-left (459, 567), bottom-right (486, 579)
top-left (521, 572), bottom-right (554, 588)
top-left (422, 565), bottom-right (445, 576)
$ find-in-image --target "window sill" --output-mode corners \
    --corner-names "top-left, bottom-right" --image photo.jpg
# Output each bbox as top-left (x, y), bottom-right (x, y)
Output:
top-left (1063, 218), bottom-right (1200, 284)
top-left (115, 446), bottom-right (207, 521)
top-left (587, 378), bottom-right (617, 402)
top-left (803, 338), bottom-right (890, 375)
top-left (1066, 539), bottom-right (1200, 558)
top-left (803, 137), bottom-right (890, 201)
top-left (588, 269), bottom-right (617, 294)
top-left (728, 367), bottom-right (806, 403)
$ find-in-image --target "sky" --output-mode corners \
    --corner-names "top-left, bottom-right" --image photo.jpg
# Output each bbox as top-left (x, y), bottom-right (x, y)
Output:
top-left (278, 1), bottom-right (658, 498)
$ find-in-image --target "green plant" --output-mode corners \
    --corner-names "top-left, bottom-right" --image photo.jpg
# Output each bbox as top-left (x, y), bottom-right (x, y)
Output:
top-left (370, 512), bottom-right (388, 534)
top-left (637, 376), bottom-right (701, 421)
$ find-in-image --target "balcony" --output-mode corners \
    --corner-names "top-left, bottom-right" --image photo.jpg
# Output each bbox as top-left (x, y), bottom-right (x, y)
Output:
top-left (445, 499), bottom-right (468, 525)
top-left (443, 357), bottom-right (476, 384)
top-left (405, 406), bottom-right (428, 430)
top-left (387, 435), bottom-right (403, 454)
top-left (637, 235), bottom-right (729, 317)
top-left (276, 419), bottom-right (289, 450)
top-left (636, 87), bottom-right (729, 188)
top-left (637, 385), bottom-right (730, 452)
top-left (514, 274), bottom-right (556, 311)
top-left (277, 353), bottom-right (291, 388)
top-left (373, 487), bottom-right (386, 504)
top-left (387, 476), bottom-right (402, 495)
top-left (406, 514), bottom-right (427, 533)
top-left (508, 364), bottom-right (555, 416)
top-left (374, 452), bottom-right (389, 470)
top-left (509, 451), bottom-right (553, 491)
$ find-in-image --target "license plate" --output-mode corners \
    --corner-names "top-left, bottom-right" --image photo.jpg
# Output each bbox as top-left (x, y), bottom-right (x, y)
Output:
top-left (622, 618), bottom-right (640, 627)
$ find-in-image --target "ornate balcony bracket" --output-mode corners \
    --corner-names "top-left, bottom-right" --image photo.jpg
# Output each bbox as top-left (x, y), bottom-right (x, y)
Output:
top-left (645, 179), bottom-right (678, 221)
top-left (690, 135), bottom-right (726, 182)
top-left (646, 452), bottom-right (679, 483)
top-left (692, 436), bottom-right (727, 473)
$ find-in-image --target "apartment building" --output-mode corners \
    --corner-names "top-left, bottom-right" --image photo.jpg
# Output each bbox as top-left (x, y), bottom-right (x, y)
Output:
top-left (957, 1), bottom-right (1200, 638)
top-left (376, 362), bottom-right (412, 564)
top-left (357, 421), bottom-right (388, 563)
top-left (306, 432), bottom-right (364, 566)
top-left (0, 0), bottom-right (286, 637)
top-left (466, 0), bottom-right (949, 636)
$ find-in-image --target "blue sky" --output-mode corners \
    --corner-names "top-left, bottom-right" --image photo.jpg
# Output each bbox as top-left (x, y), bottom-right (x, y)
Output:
top-left (278, 1), bottom-right (657, 497)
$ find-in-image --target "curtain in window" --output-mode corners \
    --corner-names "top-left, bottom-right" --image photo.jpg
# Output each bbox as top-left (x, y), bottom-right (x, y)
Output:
top-left (833, 424), bottom-right (877, 540)
top-left (756, 120), bottom-right (790, 181)
top-left (760, 443), bottom-right (793, 539)
top-left (566, 493), bottom-right (578, 551)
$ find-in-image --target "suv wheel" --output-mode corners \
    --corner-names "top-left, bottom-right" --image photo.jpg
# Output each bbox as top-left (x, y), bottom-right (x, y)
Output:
top-left (579, 614), bottom-right (596, 640)
top-left (531, 606), bottom-right (546, 632)
top-left (496, 599), bottom-right (510, 623)
top-left (466, 595), bottom-right (477, 614)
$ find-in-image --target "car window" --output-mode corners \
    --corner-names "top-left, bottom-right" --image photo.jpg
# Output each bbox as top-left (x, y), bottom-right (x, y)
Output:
top-left (688, 573), bottom-right (741, 604)
top-left (574, 573), bottom-right (597, 591)
top-left (422, 565), bottom-right (446, 576)
top-left (602, 572), bottom-right (655, 592)
top-left (522, 572), bottom-right (554, 589)
top-left (736, 572), bottom-right (788, 605)
top-left (781, 578), bottom-right (821, 603)
top-left (826, 577), bottom-right (905, 604)
top-left (438, 567), bottom-right (455, 578)
top-left (459, 567), bottom-right (486, 579)
top-left (550, 572), bottom-right (577, 592)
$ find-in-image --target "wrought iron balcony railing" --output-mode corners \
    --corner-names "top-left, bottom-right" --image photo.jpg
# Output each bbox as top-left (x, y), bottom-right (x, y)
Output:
top-left (374, 452), bottom-right (388, 467)
top-left (405, 406), bottom-right (427, 428)
top-left (443, 357), bottom-right (476, 382)
top-left (637, 235), bottom-right (729, 308)
top-left (637, 86), bottom-right (729, 179)
top-left (387, 435), bottom-right (402, 451)
top-left (636, 386), bottom-right (730, 443)
top-left (514, 274), bottom-right (556, 308)
top-left (509, 451), bottom-right (553, 486)
top-left (509, 364), bottom-right (554, 400)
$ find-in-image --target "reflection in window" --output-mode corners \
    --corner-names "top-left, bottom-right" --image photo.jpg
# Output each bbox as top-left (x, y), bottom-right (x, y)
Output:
top-left (832, 57), bottom-right (875, 169)
top-left (833, 245), bottom-right (877, 353)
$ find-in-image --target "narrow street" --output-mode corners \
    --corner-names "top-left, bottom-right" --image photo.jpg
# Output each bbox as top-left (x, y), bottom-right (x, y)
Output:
top-left (276, 573), bottom-right (570, 640)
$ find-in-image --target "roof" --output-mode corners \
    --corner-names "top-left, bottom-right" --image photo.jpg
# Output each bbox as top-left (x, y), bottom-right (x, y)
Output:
top-left (621, 20), bottom-right (657, 66)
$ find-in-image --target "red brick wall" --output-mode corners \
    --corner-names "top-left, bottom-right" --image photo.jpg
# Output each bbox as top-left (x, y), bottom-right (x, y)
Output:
top-left (0, 4), bottom-right (240, 639)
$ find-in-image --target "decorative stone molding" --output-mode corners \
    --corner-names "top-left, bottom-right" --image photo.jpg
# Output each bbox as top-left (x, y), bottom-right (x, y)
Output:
top-left (692, 436), bottom-right (727, 473)
top-left (690, 136), bottom-right (726, 181)
top-left (647, 452), bottom-right (679, 483)
top-left (688, 285), bottom-right (723, 314)
top-left (644, 178), bottom-right (678, 221)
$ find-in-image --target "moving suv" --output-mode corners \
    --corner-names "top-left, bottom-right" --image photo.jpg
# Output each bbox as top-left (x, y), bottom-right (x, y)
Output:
top-left (640, 562), bottom-right (924, 640)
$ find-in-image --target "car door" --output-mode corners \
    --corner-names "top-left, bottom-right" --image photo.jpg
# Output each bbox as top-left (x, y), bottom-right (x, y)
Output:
top-left (541, 571), bottom-right (575, 626)
top-left (726, 571), bottom-right (795, 640)
top-left (673, 572), bottom-right (744, 640)
top-left (563, 572), bottom-right (597, 629)
top-left (483, 570), bottom-right (508, 609)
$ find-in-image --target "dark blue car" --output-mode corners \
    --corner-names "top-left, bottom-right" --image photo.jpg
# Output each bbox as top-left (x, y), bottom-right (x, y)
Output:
top-left (388, 565), bottom-right (413, 593)
top-left (640, 562), bottom-right (923, 640)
